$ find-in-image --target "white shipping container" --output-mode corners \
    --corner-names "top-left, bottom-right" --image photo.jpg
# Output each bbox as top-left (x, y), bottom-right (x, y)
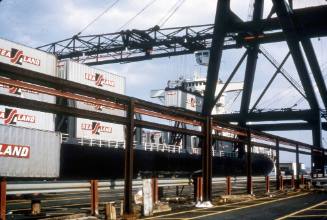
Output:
top-left (57, 60), bottom-right (126, 141)
top-left (0, 105), bottom-right (55, 131)
top-left (76, 118), bottom-right (124, 142)
top-left (0, 38), bottom-right (57, 131)
top-left (58, 60), bottom-right (125, 94)
top-left (0, 38), bottom-right (57, 75)
top-left (164, 89), bottom-right (203, 112)
top-left (0, 124), bottom-right (61, 178)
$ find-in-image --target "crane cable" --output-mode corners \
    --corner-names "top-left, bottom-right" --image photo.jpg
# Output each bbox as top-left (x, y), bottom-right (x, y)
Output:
top-left (158, 0), bottom-right (186, 27)
top-left (76, 0), bottom-right (121, 36)
top-left (118, 0), bottom-right (159, 31)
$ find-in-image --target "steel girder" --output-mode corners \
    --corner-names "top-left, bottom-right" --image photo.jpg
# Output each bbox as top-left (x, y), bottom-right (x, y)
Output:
top-left (202, 0), bottom-right (229, 116)
top-left (37, 5), bottom-right (327, 65)
top-left (249, 122), bottom-right (327, 131)
top-left (239, 0), bottom-right (264, 126)
top-left (272, 0), bottom-right (321, 148)
top-left (213, 110), bottom-right (313, 122)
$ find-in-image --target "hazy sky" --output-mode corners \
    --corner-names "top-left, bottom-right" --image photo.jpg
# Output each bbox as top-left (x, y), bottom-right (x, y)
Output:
top-left (0, 0), bottom-right (327, 166)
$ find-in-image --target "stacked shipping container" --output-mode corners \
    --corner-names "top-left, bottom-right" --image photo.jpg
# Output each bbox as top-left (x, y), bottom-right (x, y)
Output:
top-left (0, 38), bottom-right (60, 177)
top-left (57, 60), bottom-right (126, 142)
top-left (0, 38), bottom-right (56, 131)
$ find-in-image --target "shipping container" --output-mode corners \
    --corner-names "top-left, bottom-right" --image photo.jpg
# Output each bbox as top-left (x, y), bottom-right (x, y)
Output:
top-left (58, 60), bottom-right (125, 94)
top-left (57, 60), bottom-right (126, 142)
top-left (75, 118), bottom-right (125, 142)
top-left (0, 105), bottom-right (55, 131)
top-left (164, 89), bottom-right (203, 112)
top-left (0, 38), bottom-right (57, 131)
top-left (0, 124), bottom-right (61, 178)
top-left (0, 38), bottom-right (57, 75)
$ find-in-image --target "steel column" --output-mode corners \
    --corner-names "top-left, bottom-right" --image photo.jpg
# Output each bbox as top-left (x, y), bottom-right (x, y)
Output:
top-left (202, 0), bottom-right (230, 115)
top-left (301, 38), bottom-right (327, 110)
top-left (276, 138), bottom-right (281, 190)
top-left (265, 176), bottom-right (270, 194)
top-left (202, 116), bottom-right (212, 202)
top-left (311, 111), bottom-right (322, 148)
top-left (226, 176), bottom-right (232, 195)
top-left (273, 0), bottom-right (321, 149)
top-left (123, 100), bottom-right (135, 218)
top-left (90, 180), bottom-right (99, 216)
top-left (0, 178), bottom-right (5, 220)
top-left (280, 175), bottom-right (284, 191)
top-left (295, 145), bottom-right (300, 188)
top-left (239, 0), bottom-right (264, 124)
top-left (246, 130), bottom-right (253, 194)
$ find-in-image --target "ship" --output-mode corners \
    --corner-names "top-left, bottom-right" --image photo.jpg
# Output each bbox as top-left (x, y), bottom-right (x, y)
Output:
top-left (59, 51), bottom-right (274, 180)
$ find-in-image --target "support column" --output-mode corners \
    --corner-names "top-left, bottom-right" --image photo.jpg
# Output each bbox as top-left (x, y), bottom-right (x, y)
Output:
top-left (202, 117), bottom-right (212, 202)
top-left (311, 111), bottom-right (322, 149)
top-left (265, 176), bottom-right (270, 194)
top-left (123, 100), bottom-right (135, 219)
top-left (202, 0), bottom-right (230, 115)
top-left (295, 145), bottom-right (300, 188)
top-left (226, 176), bottom-right (232, 195)
top-left (272, 2), bottom-right (320, 148)
top-left (90, 180), bottom-right (99, 216)
top-left (276, 138), bottom-right (281, 190)
top-left (0, 178), bottom-right (6, 220)
top-left (239, 0), bottom-right (264, 123)
top-left (246, 130), bottom-right (253, 195)
top-left (301, 38), bottom-right (327, 110)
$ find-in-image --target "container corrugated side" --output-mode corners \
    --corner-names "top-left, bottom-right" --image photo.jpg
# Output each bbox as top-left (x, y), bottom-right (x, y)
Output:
top-left (0, 105), bottom-right (55, 131)
top-left (0, 38), bottom-right (57, 76)
top-left (59, 60), bottom-right (125, 94)
top-left (164, 89), bottom-right (203, 112)
top-left (0, 125), bottom-right (60, 178)
top-left (75, 118), bottom-right (125, 142)
top-left (57, 60), bottom-right (126, 141)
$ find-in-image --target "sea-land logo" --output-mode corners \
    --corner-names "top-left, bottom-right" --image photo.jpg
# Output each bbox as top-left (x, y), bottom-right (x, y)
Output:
top-left (0, 47), bottom-right (41, 66)
top-left (0, 143), bottom-right (30, 159)
top-left (186, 97), bottom-right (202, 108)
top-left (84, 73), bottom-right (115, 87)
top-left (81, 122), bottom-right (112, 135)
top-left (0, 108), bottom-right (36, 125)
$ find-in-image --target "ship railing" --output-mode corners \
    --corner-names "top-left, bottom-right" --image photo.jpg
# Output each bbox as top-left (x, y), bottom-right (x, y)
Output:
top-left (143, 142), bottom-right (182, 153)
top-left (61, 134), bottom-right (183, 153)
top-left (191, 148), bottom-right (239, 158)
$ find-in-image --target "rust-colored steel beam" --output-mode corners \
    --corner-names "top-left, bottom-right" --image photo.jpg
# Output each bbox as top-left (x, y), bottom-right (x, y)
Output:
top-left (123, 101), bottom-right (135, 218)
top-left (276, 138), bottom-right (281, 190)
top-left (226, 176), bottom-right (232, 195)
top-left (196, 177), bottom-right (203, 202)
top-left (202, 117), bottom-right (212, 202)
top-left (0, 178), bottom-right (6, 220)
top-left (90, 180), bottom-right (99, 216)
top-left (296, 145), bottom-right (300, 189)
top-left (246, 130), bottom-right (253, 195)
top-left (0, 77), bottom-right (202, 127)
top-left (265, 176), bottom-right (270, 194)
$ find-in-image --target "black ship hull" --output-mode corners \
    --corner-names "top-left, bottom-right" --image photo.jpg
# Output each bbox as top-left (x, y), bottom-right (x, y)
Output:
top-left (60, 144), bottom-right (274, 179)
